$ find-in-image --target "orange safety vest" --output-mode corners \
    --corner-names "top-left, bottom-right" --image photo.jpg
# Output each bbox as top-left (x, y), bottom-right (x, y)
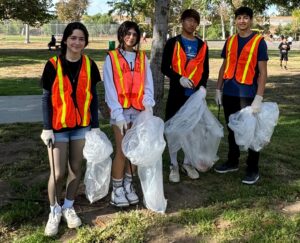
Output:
top-left (108, 49), bottom-right (146, 110)
top-left (223, 33), bottom-right (263, 85)
top-left (172, 39), bottom-right (207, 87)
top-left (49, 55), bottom-right (92, 130)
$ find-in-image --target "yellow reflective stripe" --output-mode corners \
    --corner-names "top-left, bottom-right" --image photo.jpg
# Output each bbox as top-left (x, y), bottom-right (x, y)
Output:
top-left (224, 35), bottom-right (236, 74)
top-left (241, 35), bottom-right (261, 84)
top-left (111, 50), bottom-right (129, 107)
top-left (137, 52), bottom-right (145, 102)
top-left (82, 55), bottom-right (91, 126)
top-left (57, 60), bottom-right (67, 128)
top-left (176, 42), bottom-right (182, 75)
top-left (188, 66), bottom-right (197, 80)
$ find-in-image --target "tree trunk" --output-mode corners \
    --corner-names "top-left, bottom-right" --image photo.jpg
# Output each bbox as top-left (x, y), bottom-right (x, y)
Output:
top-left (24, 24), bottom-right (30, 44)
top-left (220, 13), bottom-right (225, 40)
top-left (150, 0), bottom-right (170, 118)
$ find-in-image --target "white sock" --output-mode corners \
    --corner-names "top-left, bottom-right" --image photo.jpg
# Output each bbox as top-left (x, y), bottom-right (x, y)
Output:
top-left (112, 177), bottom-right (123, 190)
top-left (124, 173), bottom-right (132, 187)
top-left (62, 198), bottom-right (74, 209)
top-left (169, 151), bottom-right (178, 167)
top-left (183, 156), bottom-right (190, 165)
top-left (50, 202), bottom-right (61, 214)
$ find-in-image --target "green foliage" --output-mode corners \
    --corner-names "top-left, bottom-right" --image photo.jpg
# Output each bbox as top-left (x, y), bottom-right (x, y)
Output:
top-left (0, 0), bottom-right (54, 26)
top-left (55, 0), bottom-right (89, 22)
top-left (107, 0), bottom-right (154, 22)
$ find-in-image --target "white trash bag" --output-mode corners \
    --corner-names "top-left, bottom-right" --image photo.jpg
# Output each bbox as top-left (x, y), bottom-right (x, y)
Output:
top-left (138, 159), bottom-right (167, 214)
top-left (228, 102), bottom-right (279, 152)
top-left (165, 89), bottom-right (223, 171)
top-left (122, 111), bottom-right (167, 213)
top-left (181, 106), bottom-right (223, 171)
top-left (250, 102), bottom-right (279, 151)
top-left (83, 130), bottom-right (113, 203)
top-left (122, 111), bottom-right (166, 167)
top-left (228, 107), bottom-right (257, 151)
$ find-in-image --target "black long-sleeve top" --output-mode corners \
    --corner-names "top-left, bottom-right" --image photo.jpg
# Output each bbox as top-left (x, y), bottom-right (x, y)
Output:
top-left (41, 55), bottom-right (101, 131)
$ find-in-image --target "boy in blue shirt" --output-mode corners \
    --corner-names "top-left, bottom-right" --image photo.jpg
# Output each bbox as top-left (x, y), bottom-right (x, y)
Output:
top-left (214, 6), bottom-right (268, 184)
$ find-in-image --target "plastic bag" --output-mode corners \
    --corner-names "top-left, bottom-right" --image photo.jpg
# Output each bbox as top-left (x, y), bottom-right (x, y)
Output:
top-left (122, 111), bottom-right (167, 213)
top-left (122, 111), bottom-right (166, 167)
top-left (228, 102), bottom-right (279, 152)
top-left (138, 158), bottom-right (167, 213)
top-left (165, 89), bottom-right (223, 171)
top-left (228, 107), bottom-right (256, 151)
top-left (83, 130), bottom-right (113, 203)
top-left (181, 106), bottom-right (223, 171)
top-left (250, 102), bottom-right (279, 151)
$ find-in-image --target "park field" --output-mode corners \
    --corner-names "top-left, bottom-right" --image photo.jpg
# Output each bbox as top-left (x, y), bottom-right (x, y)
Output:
top-left (0, 40), bottom-right (300, 242)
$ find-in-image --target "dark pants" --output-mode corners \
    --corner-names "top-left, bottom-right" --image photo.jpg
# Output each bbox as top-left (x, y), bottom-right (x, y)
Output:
top-left (222, 95), bottom-right (259, 173)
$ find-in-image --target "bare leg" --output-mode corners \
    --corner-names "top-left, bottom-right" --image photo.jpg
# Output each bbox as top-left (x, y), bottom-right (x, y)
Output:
top-left (112, 125), bottom-right (127, 179)
top-left (65, 139), bottom-right (85, 200)
top-left (47, 142), bottom-right (68, 206)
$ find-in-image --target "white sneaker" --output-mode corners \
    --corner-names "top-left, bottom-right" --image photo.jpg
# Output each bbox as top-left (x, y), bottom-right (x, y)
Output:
top-left (181, 164), bottom-right (199, 179)
top-left (110, 186), bottom-right (130, 207)
top-left (44, 212), bottom-right (61, 236)
top-left (62, 207), bottom-right (82, 228)
top-left (124, 183), bottom-right (139, 205)
top-left (169, 166), bottom-right (180, 182)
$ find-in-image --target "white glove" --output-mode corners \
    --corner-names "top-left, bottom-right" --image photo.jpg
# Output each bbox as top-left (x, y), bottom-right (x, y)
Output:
top-left (251, 95), bottom-right (263, 113)
top-left (91, 128), bottom-right (101, 135)
top-left (199, 86), bottom-right (206, 98)
top-left (215, 89), bottom-right (222, 106)
top-left (179, 77), bottom-right (193, 88)
top-left (116, 120), bottom-right (128, 136)
top-left (41, 129), bottom-right (55, 146)
top-left (144, 105), bottom-right (153, 115)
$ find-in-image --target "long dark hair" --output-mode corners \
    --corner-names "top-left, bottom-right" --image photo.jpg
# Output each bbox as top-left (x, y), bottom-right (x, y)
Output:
top-left (60, 22), bottom-right (89, 56)
top-left (117, 21), bottom-right (140, 50)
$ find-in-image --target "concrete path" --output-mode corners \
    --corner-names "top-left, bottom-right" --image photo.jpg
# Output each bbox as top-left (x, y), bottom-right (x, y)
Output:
top-left (0, 95), bottom-right (42, 124)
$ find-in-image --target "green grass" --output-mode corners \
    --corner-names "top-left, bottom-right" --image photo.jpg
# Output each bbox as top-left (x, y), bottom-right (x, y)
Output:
top-left (0, 46), bottom-right (300, 242)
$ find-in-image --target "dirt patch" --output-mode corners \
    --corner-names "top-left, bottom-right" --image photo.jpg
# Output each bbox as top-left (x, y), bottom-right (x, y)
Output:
top-left (282, 201), bottom-right (300, 215)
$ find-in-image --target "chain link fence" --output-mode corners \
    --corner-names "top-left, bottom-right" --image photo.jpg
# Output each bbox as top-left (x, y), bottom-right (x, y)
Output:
top-left (0, 22), bottom-right (119, 39)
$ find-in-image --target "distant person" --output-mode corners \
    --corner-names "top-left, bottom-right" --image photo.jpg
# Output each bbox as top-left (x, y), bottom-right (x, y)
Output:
top-left (41, 22), bottom-right (101, 236)
top-left (278, 37), bottom-right (290, 69)
top-left (142, 31), bottom-right (147, 43)
top-left (214, 6), bottom-right (268, 185)
top-left (48, 35), bottom-right (56, 50)
top-left (287, 36), bottom-right (293, 45)
top-left (161, 9), bottom-right (209, 183)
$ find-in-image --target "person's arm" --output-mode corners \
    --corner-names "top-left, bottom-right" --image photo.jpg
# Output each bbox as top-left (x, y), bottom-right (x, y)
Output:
top-left (103, 55), bottom-right (124, 121)
top-left (143, 56), bottom-right (155, 108)
top-left (256, 61), bottom-right (267, 96)
top-left (41, 60), bottom-right (56, 129)
top-left (216, 59), bottom-right (226, 90)
top-left (89, 60), bottom-right (101, 128)
top-left (161, 38), bottom-right (182, 81)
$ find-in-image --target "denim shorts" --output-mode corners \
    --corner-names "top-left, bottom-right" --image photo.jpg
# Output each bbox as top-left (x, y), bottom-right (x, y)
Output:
top-left (110, 108), bottom-right (140, 125)
top-left (54, 126), bottom-right (91, 142)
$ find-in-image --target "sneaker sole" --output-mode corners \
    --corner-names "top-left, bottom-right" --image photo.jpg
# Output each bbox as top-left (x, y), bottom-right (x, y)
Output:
top-left (169, 177), bottom-right (180, 183)
top-left (214, 168), bottom-right (239, 174)
top-left (110, 201), bottom-right (130, 208)
top-left (128, 199), bottom-right (139, 205)
top-left (62, 217), bottom-right (82, 228)
top-left (242, 175), bottom-right (260, 185)
top-left (181, 167), bottom-right (199, 179)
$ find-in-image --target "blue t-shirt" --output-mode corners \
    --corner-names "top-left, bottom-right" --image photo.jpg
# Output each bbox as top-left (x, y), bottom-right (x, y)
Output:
top-left (221, 33), bottom-right (268, 98)
top-left (181, 36), bottom-right (198, 96)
